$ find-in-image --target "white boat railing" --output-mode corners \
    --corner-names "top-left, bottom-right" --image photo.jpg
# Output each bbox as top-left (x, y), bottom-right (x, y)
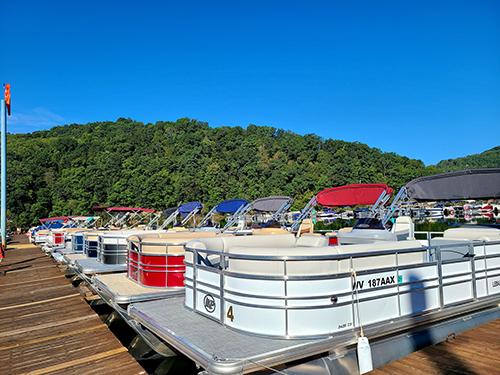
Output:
top-left (184, 238), bottom-right (500, 339)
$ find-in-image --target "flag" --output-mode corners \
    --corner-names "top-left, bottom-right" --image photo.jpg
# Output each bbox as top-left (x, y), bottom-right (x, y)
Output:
top-left (4, 83), bottom-right (11, 116)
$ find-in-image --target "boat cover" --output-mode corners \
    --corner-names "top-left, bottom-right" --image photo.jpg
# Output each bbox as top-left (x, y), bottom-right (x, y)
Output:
top-left (316, 184), bottom-right (393, 207)
top-left (251, 196), bottom-right (293, 212)
top-left (179, 201), bottom-right (203, 217)
top-left (406, 168), bottom-right (500, 201)
top-left (106, 206), bottom-right (156, 213)
top-left (214, 199), bottom-right (248, 214)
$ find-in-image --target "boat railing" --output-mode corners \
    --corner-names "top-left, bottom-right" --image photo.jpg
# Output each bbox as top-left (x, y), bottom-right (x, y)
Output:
top-left (184, 239), bottom-right (500, 338)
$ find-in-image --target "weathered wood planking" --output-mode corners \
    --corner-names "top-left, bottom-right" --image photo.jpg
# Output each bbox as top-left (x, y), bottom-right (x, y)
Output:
top-left (371, 318), bottom-right (500, 374)
top-left (0, 238), bottom-right (145, 375)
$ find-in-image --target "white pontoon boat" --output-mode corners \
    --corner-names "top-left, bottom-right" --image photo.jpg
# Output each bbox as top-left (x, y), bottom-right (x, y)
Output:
top-left (126, 168), bottom-right (500, 375)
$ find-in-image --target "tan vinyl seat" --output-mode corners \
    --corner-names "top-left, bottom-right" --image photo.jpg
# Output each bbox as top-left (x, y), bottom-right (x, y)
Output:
top-left (129, 231), bottom-right (220, 254)
top-left (443, 227), bottom-right (500, 241)
top-left (188, 235), bottom-right (425, 277)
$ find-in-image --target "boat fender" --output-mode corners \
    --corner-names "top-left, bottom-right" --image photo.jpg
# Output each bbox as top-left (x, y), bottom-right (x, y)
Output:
top-left (357, 336), bottom-right (373, 374)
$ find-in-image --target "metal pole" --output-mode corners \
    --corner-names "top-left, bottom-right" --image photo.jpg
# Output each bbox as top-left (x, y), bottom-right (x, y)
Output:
top-left (0, 99), bottom-right (6, 258)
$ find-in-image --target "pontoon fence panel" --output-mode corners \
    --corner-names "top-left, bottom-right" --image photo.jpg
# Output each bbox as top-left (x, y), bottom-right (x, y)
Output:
top-left (127, 239), bottom-right (187, 288)
top-left (71, 233), bottom-right (85, 253)
top-left (98, 235), bottom-right (128, 265)
top-left (223, 302), bottom-right (288, 336)
top-left (83, 233), bottom-right (99, 258)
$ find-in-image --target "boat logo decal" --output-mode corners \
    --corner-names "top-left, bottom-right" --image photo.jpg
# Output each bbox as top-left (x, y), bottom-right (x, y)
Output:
top-left (203, 294), bottom-right (216, 313)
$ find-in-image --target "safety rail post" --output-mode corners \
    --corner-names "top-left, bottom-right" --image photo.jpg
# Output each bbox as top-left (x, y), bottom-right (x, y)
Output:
top-left (349, 256), bottom-right (356, 327)
top-left (469, 243), bottom-right (477, 300)
top-left (220, 251), bottom-right (225, 325)
top-left (395, 251), bottom-right (402, 318)
top-left (436, 246), bottom-right (444, 309)
top-left (192, 247), bottom-right (198, 311)
top-left (484, 242), bottom-right (490, 296)
top-left (284, 257), bottom-right (289, 336)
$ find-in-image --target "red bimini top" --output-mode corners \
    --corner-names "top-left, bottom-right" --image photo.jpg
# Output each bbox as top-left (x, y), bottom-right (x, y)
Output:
top-left (316, 183), bottom-right (393, 207)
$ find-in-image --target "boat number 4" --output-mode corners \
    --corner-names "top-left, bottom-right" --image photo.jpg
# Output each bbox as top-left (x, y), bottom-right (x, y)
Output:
top-left (226, 306), bottom-right (234, 322)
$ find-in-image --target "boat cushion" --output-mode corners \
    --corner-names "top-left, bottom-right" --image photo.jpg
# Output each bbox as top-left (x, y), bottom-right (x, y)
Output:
top-left (443, 227), bottom-right (500, 241)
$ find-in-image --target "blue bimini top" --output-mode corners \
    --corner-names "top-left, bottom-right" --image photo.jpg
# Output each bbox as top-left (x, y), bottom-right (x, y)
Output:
top-left (214, 199), bottom-right (248, 214)
top-left (179, 201), bottom-right (203, 218)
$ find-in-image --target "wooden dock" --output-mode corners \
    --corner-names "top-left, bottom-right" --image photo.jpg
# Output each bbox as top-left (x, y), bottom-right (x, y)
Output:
top-left (372, 318), bottom-right (500, 374)
top-left (0, 237), bottom-right (145, 374)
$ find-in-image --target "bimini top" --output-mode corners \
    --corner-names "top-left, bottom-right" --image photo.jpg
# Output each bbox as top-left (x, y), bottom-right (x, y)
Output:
top-left (316, 183), bottom-right (393, 207)
top-left (214, 199), bottom-right (248, 214)
top-left (163, 207), bottom-right (178, 217)
top-left (251, 196), bottom-right (293, 212)
top-left (179, 201), bottom-right (203, 217)
top-left (106, 206), bottom-right (156, 213)
top-left (406, 168), bottom-right (500, 201)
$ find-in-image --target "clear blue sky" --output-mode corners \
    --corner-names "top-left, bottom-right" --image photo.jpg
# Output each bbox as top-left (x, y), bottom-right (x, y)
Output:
top-left (1, 1), bottom-right (499, 164)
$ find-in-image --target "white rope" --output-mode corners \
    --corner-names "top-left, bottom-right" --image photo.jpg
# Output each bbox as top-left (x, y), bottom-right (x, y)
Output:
top-left (244, 358), bottom-right (288, 374)
top-left (352, 269), bottom-right (364, 337)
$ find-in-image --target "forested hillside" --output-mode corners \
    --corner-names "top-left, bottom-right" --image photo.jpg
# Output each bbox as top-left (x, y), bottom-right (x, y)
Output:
top-left (8, 118), bottom-right (436, 228)
top-left (436, 146), bottom-right (500, 172)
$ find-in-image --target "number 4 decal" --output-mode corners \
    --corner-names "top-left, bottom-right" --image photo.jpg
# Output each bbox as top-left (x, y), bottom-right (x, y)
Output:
top-left (226, 306), bottom-right (234, 322)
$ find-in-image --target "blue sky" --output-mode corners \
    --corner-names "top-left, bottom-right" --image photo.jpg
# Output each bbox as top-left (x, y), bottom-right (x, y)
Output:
top-left (1, 1), bottom-right (499, 164)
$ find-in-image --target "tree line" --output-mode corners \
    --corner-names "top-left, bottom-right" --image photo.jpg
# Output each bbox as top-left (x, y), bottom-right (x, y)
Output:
top-left (7, 118), bottom-right (484, 229)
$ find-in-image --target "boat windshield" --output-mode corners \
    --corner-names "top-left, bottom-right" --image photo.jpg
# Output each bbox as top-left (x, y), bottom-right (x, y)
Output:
top-left (353, 217), bottom-right (387, 230)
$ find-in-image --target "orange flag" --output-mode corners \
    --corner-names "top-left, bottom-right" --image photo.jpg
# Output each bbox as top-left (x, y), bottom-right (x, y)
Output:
top-left (4, 83), bottom-right (11, 116)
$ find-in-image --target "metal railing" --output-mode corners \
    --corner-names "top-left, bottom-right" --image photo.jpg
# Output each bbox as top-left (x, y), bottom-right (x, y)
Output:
top-left (185, 238), bottom-right (500, 338)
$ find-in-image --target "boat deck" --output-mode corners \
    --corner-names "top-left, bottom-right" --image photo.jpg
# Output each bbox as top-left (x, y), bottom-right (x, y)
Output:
top-left (0, 237), bottom-right (144, 374)
top-left (372, 318), bottom-right (500, 375)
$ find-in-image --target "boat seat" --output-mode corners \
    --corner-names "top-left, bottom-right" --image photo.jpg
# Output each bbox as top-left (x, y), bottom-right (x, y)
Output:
top-left (391, 216), bottom-right (414, 240)
top-left (186, 234), bottom-right (299, 263)
top-left (296, 234), bottom-right (328, 247)
top-left (442, 227), bottom-right (500, 241)
top-left (252, 228), bottom-right (290, 235)
top-left (129, 231), bottom-right (219, 254)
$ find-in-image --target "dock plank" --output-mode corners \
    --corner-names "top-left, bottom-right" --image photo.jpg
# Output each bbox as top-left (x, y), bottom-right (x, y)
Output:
top-left (0, 238), bottom-right (145, 374)
top-left (372, 318), bottom-right (500, 374)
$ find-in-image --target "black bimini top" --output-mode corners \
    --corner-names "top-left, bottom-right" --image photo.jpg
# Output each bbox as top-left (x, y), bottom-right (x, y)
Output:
top-left (406, 168), bottom-right (500, 201)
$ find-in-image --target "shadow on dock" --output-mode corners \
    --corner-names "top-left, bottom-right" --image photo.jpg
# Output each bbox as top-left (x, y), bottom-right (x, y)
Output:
top-left (409, 273), bottom-right (477, 375)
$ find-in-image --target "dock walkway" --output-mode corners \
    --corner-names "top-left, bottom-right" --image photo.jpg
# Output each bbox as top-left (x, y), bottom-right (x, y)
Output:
top-left (0, 237), bottom-right (145, 374)
top-left (372, 318), bottom-right (500, 374)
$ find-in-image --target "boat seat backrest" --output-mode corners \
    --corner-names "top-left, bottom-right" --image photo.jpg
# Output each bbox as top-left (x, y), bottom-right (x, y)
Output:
top-left (185, 234), bottom-right (297, 264)
top-left (334, 240), bottom-right (425, 272)
top-left (296, 234), bottom-right (329, 247)
top-left (227, 245), bottom-right (337, 276)
top-left (224, 240), bottom-right (425, 276)
top-left (443, 227), bottom-right (500, 242)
